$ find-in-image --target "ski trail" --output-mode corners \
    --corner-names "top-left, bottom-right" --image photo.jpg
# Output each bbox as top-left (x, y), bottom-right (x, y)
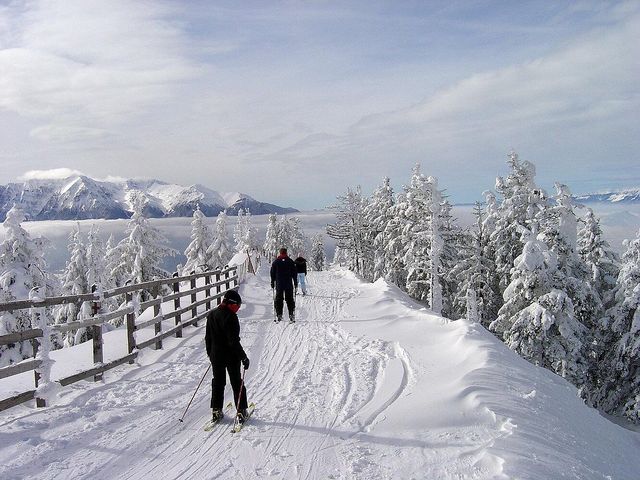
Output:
top-left (0, 268), bottom-right (517, 480)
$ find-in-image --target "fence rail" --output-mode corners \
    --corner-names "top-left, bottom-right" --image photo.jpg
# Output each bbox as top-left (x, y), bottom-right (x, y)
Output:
top-left (0, 265), bottom-right (240, 412)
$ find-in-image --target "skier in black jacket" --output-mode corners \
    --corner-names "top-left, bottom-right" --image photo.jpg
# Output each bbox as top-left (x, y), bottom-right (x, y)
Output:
top-left (270, 247), bottom-right (298, 322)
top-left (205, 289), bottom-right (250, 423)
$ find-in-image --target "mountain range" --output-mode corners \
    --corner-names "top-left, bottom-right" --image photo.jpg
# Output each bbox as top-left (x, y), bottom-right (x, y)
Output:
top-left (574, 189), bottom-right (640, 204)
top-left (0, 176), bottom-right (298, 221)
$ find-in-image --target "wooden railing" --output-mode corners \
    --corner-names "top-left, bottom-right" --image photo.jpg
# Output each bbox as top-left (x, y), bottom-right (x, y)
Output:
top-left (0, 266), bottom-right (239, 412)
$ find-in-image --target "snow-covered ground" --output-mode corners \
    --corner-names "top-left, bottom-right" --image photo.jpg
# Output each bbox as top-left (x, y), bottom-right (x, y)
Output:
top-left (1, 266), bottom-right (639, 479)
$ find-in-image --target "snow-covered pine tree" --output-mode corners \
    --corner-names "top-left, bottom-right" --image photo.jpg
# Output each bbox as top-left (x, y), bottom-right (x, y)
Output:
top-left (182, 207), bottom-right (213, 274)
top-left (111, 194), bottom-right (176, 303)
top-left (55, 223), bottom-right (92, 346)
top-left (439, 196), bottom-right (467, 318)
top-left (0, 206), bottom-right (53, 366)
top-left (364, 177), bottom-right (395, 281)
top-left (326, 186), bottom-right (372, 278)
top-left (289, 217), bottom-right (307, 257)
top-left (490, 225), bottom-right (589, 385)
top-left (233, 209), bottom-right (258, 254)
top-left (310, 233), bottom-right (327, 271)
top-left (263, 214), bottom-right (279, 260)
top-left (577, 208), bottom-right (620, 309)
top-left (208, 211), bottom-right (233, 269)
top-left (593, 228), bottom-right (640, 422)
top-left (538, 183), bottom-right (602, 331)
top-left (427, 177), bottom-right (444, 315)
top-left (449, 202), bottom-right (500, 326)
top-left (489, 151), bottom-right (546, 295)
top-left (382, 191), bottom-right (408, 288)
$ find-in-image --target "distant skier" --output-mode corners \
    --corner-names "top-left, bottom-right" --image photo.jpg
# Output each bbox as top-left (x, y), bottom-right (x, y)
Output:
top-left (294, 255), bottom-right (308, 296)
top-left (270, 247), bottom-right (298, 322)
top-left (205, 289), bottom-right (251, 424)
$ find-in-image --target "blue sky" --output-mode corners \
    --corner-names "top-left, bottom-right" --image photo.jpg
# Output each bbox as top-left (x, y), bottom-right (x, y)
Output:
top-left (0, 0), bottom-right (638, 209)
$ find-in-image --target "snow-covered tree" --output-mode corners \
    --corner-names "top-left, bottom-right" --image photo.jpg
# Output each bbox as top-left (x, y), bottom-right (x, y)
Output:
top-left (577, 208), bottom-right (620, 309)
top-left (364, 177), bottom-right (395, 281)
top-left (449, 202), bottom-right (501, 326)
top-left (593, 228), bottom-right (640, 422)
top-left (0, 206), bottom-right (53, 366)
top-left (111, 194), bottom-right (176, 292)
top-left (327, 186), bottom-right (372, 278)
top-left (310, 233), bottom-right (327, 271)
top-left (490, 226), bottom-right (588, 385)
top-left (489, 151), bottom-right (546, 294)
top-left (55, 224), bottom-right (92, 346)
top-left (538, 183), bottom-right (601, 330)
top-left (263, 214), bottom-right (279, 260)
top-left (233, 209), bottom-right (258, 253)
top-left (208, 211), bottom-right (233, 269)
top-left (182, 207), bottom-right (213, 274)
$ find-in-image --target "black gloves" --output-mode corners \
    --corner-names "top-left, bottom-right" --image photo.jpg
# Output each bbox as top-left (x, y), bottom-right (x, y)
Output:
top-left (242, 357), bottom-right (250, 370)
top-left (271, 282), bottom-right (274, 289)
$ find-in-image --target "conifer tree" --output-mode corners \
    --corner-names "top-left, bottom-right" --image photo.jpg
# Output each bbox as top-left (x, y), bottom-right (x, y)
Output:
top-left (490, 226), bottom-right (588, 385)
top-left (183, 207), bottom-right (213, 274)
top-left (207, 211), bottom-right (232, 269)
top-left (0, 206), bottom-right (53, 365)
top-left (310, 233), bottom-right (327, 271)
top-left (55, 224), bottom-right (91, 346)
top-left (594, 228), bottom-right (640, 422)
top-left (364, 177), bottom-right (395, 281)
top-left (326, 186), bottom-right (372, 278)
top-left (263, 214), bottom-right (279, 260)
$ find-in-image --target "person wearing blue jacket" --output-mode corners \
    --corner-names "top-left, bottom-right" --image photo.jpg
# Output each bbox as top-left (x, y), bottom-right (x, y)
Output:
top-left (270, 247), bottom-right (298, 322)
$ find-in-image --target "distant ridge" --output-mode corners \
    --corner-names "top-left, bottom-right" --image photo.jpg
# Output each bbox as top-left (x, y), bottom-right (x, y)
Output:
top-left (574, 189), bottom-right (640, 204)
top-left (0, 176), bottom-right (298, 221)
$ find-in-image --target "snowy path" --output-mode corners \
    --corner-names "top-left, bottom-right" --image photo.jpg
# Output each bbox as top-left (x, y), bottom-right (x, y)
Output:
top-left (1, 268), bottom-right (639, 479)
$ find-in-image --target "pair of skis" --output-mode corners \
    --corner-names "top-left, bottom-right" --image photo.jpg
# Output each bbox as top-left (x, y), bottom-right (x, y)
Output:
top-left (203, 401), bottom-right (256, 433)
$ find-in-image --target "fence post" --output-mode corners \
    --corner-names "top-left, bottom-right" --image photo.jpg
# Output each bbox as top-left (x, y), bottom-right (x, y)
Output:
top-left (190, 274), bottom-right (197, 327)
top-left (31, 338), bottom-right (46, 407)
top-left (225, 268), bottom-right (231, 293)
top-left (216, 271), bottom-right (222, 305)
top-left (126, 292), bottom-right (136, 363)
top-left (205, 273), bottom-right (211, 311)
top-left (91, 284), bottom-right (104, 382)
top-left (152, 285), bottom-right (162, 350)
top-left (173, 272), bottom-right (182, 338)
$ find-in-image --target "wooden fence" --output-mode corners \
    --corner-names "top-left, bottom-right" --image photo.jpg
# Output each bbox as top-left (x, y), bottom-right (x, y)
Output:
top-left (0, 266), bottom-right (239, 412)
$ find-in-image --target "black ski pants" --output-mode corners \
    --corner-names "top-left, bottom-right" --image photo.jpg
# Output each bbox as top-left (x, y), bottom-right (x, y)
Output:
top-left (274, 287), bottom-right (295, 316)
top-left (211, 358), bottom-right (247, 410)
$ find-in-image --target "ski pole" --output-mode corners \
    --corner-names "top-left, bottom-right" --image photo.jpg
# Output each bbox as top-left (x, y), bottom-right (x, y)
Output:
top-left (272, 288), bottom-right (276, 321)
top-left (232, 367), bottom-right (247, 431)
top-left (178, 364), bottom-right (211, 423)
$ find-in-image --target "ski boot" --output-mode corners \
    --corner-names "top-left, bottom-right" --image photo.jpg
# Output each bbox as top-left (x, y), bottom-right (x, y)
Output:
top-left (276, 315), bottom-right (282, 323)
top-left (289, 312), bottom-right (295, 323)
top-left (237, 408), bottom-right (248, 424)
top-left (211, 408), bottom-right (224, 422)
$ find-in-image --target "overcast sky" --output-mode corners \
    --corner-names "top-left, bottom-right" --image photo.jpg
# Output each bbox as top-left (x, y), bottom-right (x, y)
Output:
top-left (1, 0), bottom-right (638, 209)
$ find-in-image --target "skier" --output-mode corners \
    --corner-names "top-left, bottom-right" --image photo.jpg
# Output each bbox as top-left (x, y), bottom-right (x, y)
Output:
top-left (205, 289), bottom-right (251, 424)
top-left (294, 255), bottom-right (308, 295)
top-left (270, 247), bottom-right (298, 322)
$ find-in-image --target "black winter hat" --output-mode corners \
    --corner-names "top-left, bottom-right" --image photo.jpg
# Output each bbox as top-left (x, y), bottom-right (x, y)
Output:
top-left (223, 289), bottom-right (242, 305)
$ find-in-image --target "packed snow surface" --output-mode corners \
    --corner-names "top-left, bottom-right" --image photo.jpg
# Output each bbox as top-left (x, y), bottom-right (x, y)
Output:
top-left (1, 267), bottom-right (639, 479)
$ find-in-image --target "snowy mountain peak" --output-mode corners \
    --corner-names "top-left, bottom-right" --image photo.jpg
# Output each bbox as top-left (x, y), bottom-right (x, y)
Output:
top-left (575, 188), bottom-right (640, 204)
top-left (0, 176), bottom-right (297, 221)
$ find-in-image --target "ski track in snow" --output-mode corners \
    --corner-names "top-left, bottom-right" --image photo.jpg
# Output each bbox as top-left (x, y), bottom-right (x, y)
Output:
top-left (5, 268), bottom-right (632, 479)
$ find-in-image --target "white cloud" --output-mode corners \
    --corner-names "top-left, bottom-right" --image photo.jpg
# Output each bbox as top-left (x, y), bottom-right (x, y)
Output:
top-left (18, 168), bottom-right (85, 181)
top-left (0, 0), bottom-right (197, 140)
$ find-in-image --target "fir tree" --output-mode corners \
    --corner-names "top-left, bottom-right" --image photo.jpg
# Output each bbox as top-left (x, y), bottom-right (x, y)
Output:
top-left (594, 228), bottom-right (640, 422)
top-left (207, 211), bottom-right (232, 269)
top-left (183, 207), bottom-right (213, 274)
top-left (490, 226), bottom-right (589, 385)
top-left (0, 206), bottom-right (53, 366)
top-left (327, 186), bottom-right (372, 278)
top-left (263, 214), bottom-right (279, 260)
top-left (364, 177), bottom-right (395, 281)
top-left (310, 233), bottom-right (327, 271)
